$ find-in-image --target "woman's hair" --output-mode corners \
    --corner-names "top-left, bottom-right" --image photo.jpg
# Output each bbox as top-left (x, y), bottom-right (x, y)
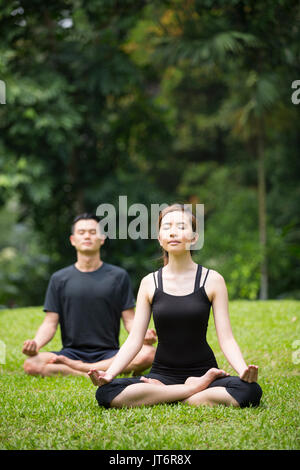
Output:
top-left (158, 203), bottom-right (197, 266)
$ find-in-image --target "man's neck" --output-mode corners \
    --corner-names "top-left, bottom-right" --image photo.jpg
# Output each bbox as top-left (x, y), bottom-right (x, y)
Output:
top-left (75, 253), bottom-right (103, 272)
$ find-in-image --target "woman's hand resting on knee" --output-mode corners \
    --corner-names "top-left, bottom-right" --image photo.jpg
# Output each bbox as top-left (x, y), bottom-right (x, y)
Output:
top-left (239, 365), bottom-right (258, 383)
top-left (88, 369), bottom-right (114, 386)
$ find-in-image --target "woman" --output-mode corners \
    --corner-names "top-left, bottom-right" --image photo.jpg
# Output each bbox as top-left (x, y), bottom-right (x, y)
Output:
top-left (89, 204), bottom-right (262, 409)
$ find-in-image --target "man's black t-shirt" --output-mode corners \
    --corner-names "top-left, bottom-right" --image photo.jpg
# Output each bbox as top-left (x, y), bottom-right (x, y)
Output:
top-left (43, 263), bottom-right (135, 352)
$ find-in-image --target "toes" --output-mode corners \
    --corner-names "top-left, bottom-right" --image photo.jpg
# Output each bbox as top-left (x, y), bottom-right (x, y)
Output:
top-left (140, 377), bottom-right (149, 383)
top-left (219, 371), bottom-right (227, 377)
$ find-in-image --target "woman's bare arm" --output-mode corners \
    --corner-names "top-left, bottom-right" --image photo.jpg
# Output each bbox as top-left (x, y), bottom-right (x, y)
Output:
top-left (92, 275), bottom-right (153, 383)
top-left (210, 271), bottom-right (258, 382)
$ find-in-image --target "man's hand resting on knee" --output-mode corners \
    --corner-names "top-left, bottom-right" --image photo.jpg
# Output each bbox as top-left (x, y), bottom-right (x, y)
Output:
top-left (22, 340), bottom-right (39, 356)
top-left (143, 328), bottom-right (157, 345)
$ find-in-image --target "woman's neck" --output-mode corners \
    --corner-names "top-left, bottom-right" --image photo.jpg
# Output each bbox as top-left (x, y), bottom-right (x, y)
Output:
top-left (165, 252), bottom-right (197, 274)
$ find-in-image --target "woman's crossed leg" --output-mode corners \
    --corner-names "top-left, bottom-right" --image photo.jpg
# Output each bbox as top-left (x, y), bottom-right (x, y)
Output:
top-left (89, 368), bottom-right (239, 408)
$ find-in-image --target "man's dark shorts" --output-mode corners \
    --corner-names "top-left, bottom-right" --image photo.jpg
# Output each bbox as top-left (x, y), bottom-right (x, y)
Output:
top-left (52, 347), bottom-right (119, 363)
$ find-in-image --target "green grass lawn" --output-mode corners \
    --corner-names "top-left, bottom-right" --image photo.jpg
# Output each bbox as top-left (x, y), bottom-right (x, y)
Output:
top-left (0, 301), bottom-right (299, 450)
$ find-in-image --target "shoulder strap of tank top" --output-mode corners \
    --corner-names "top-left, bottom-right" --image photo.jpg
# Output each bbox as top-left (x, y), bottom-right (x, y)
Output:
top-left (153, 272), bottom-right (157, 289)
top-left (202, 268), bottom-right (210, 287)
top-left (157, 267), bottom-right (163, 291)
top-left (194, 264), bottom-right (202, 292)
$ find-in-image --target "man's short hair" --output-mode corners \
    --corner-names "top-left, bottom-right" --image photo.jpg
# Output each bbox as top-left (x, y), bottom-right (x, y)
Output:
top-left (71, 213), bottom-right (100, 234)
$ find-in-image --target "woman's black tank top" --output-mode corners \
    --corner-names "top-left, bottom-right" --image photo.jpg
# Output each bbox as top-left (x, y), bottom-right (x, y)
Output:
top-left (150, 265), bottom-right (218, 377)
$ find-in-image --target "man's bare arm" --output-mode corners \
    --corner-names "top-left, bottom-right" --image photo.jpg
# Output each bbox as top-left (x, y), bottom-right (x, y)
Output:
top-left (122, 308), bottom-right (157, 345)
top-left (22, 312), bottom-right (59, 356)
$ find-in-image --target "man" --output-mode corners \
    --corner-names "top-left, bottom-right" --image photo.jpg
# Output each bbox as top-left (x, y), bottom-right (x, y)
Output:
top-left (23, 213), bottom-right (156, 377)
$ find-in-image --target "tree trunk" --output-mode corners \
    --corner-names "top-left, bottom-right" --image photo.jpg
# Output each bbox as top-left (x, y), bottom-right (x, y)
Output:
top-left (69, 149), bottom-right (85, 215)
top-left (257, 122), bottom-right (268, 300)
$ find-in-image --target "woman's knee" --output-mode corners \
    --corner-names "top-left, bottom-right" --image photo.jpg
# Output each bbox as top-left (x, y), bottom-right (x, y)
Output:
top-left (228, 378), bottom-right (263, 408)
top-left (95, 377), bottom-right (142, 408)
top-left (184, 386), bottom-right (240, 407)
top-left (247, 381), bottom-right (263, 407)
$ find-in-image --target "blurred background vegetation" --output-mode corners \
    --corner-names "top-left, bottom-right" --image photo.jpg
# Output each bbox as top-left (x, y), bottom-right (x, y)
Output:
top-left (0, 0), bottom-right (299, 307)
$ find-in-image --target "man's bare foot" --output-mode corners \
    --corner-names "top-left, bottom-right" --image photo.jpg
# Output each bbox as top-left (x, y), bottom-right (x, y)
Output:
top-left (49, 355), bottom-right (69, 365)
top-left (185, 368), bottom-right (229, 393)
top-left (49, 355), bottom-right (85, 371)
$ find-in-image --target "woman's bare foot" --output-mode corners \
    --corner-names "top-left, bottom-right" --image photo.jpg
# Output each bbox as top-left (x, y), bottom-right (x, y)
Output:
top-left (185, 368), bottom-right (229, 393)
top-left (140, 377), bottom-right (165, 386)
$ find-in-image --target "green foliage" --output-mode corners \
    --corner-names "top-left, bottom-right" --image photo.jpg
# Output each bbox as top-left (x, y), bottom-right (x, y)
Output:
top-left (0, 0), bottom-right (299, 305)
top-left (178, 162), bottom-right (261, 299)
top-left (0, 198), bottom-right (50, 307)
top-left (0, 0), bottom-right (173, 300)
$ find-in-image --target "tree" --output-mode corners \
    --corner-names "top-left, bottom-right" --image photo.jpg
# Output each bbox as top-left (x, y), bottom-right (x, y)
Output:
top-left (0, 0), bottom-right (172, 301)
top-left (133, 0), bottom-right (300, 299)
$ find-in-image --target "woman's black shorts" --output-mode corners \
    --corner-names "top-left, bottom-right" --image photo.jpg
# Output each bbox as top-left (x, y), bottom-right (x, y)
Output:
top-left (95, 371), bottom-right (262, 409)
